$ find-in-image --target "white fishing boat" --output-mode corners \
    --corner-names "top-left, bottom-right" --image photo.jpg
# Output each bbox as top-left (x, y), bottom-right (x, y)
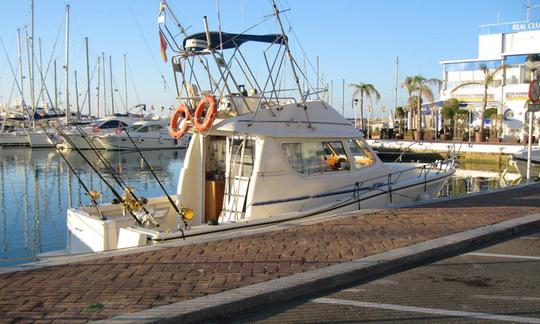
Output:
top-left (65, 1), bottom-right (455, 254)
top-left (96, 120), bottom-right (189, 150)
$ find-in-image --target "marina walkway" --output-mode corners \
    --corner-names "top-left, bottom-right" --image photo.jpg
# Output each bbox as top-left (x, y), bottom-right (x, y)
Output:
top-left (1, 184), bottom-right (540, 322)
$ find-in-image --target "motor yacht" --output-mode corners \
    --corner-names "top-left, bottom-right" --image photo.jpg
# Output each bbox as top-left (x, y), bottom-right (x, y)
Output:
top-left (65, 1), bottom-right (455, 254)
top-left (57, 114), bottom-right (149, 150)
top-left (97, 120), bottom-right (190, 150)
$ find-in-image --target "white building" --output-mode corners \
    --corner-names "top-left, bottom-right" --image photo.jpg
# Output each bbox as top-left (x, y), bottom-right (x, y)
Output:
top-left (440, 17), bottom-right (540, 138)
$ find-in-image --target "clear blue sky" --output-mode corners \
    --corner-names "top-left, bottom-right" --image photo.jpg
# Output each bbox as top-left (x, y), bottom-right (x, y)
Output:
top-left (0, 0), bottom-right (532, 118)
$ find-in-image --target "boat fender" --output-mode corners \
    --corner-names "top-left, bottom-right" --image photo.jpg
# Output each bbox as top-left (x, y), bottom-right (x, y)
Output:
top-left (193, 95), bottom-right (217, 132)
top-left (169, 103), bottom-right (192, 139)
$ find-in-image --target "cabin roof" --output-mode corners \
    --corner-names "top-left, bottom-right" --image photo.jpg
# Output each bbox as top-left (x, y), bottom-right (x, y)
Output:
top-left (211, 100), bottom-right (362, 139)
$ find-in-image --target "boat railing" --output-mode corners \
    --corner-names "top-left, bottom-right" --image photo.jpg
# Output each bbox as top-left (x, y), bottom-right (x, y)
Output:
top-left (352, 158), bottom-right (455, 198)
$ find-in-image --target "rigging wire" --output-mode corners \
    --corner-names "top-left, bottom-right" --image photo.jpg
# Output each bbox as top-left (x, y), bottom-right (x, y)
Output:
top-left (124, 0), bottom-right (174, 99)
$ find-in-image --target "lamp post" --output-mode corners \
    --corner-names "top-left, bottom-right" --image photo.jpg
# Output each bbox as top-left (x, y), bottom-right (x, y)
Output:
top-left (353, 98), bottom-right (359, 130)
top-left (525, 54), bottom-right (540, 179)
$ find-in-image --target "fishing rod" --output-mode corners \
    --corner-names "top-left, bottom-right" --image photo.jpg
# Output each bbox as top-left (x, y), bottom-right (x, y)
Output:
top-left (72, 125), bottom-right (159, 226)
top-left (122, 126), bottom-right (190, 231)
top-left (55, 126), bottom-right (143, 225)
top-left (39, 125), bottom-right (105, 220)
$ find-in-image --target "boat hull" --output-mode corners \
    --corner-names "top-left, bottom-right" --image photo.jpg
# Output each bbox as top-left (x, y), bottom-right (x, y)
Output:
top-left (511, 156), bottom-right (540, 178)
top-left (27, 131), bottom-right (56, 148)
top-left (97, 135), bottom-right (188, 150)
top-left (0, 132), bottom-right (29, 146)
top-left (66, 168), bottom-right (453, 254)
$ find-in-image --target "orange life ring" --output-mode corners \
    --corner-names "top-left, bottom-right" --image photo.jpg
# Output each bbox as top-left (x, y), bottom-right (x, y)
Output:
top-left (194, 95), bottom-right (217, 132)
top-left (169, 103), bottom-right (192, 139)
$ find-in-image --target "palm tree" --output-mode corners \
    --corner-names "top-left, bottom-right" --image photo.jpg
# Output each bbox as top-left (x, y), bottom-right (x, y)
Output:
top-left (450, 64), bottom-right (506, 141)
top-left (401, 77), bottom-right (415, 130)
top-left (411, 75), bottom-right (441, 134)
top-left (349, 83), bottom-right (380, 131)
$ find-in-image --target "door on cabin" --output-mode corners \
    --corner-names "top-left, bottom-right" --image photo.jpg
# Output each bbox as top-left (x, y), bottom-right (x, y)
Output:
top-left (220, 136), bottom-right (255, 223)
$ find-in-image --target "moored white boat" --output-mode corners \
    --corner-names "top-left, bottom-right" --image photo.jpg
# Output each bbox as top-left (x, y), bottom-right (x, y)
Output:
top-left (510, 146), bottom-right (540, 178)
top-left (27, 130), bottom-right (57, 148)
top-left (97, 120), bottom-right (190, 150)
top-left (65, 1), bottom-right (456, 254)
top-left (0, 130), bottom-right (29, 146)
top-left (57, 115), bottom-right (149, 150)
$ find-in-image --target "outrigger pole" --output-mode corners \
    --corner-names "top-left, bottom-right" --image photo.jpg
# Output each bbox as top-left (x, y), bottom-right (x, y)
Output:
top-left (122, 126), bottom-right (189, 232)
top-left (55, 127), bottom-right (143, 225)
top-left (40, 126), bottom-right (104, 219)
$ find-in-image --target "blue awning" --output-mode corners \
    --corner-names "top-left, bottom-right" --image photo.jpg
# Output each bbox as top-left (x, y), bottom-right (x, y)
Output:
top-left (183, 32), bottom-right (285, 50)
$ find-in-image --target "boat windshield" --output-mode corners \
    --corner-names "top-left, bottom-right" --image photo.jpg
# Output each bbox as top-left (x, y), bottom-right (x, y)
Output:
top-left (282, 141), bottom-right (351, 175)
top-left (346, 139), bottom-right (376, 169)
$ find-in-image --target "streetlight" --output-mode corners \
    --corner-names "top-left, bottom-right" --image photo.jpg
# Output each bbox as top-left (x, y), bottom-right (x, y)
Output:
top-left (352, 98), bottom-right (359, 130)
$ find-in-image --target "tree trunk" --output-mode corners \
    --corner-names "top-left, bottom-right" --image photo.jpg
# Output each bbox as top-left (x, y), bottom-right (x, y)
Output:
top-left (359, 91), bottom-right (364, 131)
top-left (417, 90), bottom-right (423, 132)
top-left (480, 86), bottom-right (487, 134)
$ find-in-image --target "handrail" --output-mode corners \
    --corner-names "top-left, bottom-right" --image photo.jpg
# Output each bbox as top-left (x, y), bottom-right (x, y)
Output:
top-left (344, 158), bottom-right (455, 197)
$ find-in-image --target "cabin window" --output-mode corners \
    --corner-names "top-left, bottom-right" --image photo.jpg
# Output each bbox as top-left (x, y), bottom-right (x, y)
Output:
top-left (137, 126), bottom-right (149, 133)
top-left (346, 139), bottom-right (376, 169)
top-left (282, 141), bottom-right (351, 175)
top-left (100, 120), bottom-right (127, 129)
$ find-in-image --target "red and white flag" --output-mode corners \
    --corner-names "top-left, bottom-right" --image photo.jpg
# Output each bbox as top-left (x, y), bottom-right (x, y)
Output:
top-left (159, 30), bottom-right (168, 63)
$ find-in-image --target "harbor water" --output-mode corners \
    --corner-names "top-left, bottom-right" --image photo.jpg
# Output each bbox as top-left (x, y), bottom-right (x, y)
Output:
top-left (0, 147), bottom-right (521, 267)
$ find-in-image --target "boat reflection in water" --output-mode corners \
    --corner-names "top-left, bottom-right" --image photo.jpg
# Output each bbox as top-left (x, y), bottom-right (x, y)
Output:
top-left (0, 147), bottom-right (185, 267)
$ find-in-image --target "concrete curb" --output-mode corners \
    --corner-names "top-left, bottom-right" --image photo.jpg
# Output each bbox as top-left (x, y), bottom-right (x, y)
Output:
top-left (96, 213), bottom-right (540, 323)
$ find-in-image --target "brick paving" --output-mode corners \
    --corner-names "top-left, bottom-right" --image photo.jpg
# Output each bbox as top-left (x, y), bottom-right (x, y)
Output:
top-left (1, 184), bottom-right (540, 322)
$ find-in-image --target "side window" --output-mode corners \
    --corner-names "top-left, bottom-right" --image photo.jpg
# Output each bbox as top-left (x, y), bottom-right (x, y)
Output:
top-left (137, 126), bottom-right (149, 133)
top-left (346, 139), bottom-right (376, 169)
top-left (323, 141), bottom-right (351, 171)
top-left (100, 120), bottom-right (118, 129)
top-left (282, 141), bottom-right (350, 175)
top-left (100, 120), bottom-right (127, 129)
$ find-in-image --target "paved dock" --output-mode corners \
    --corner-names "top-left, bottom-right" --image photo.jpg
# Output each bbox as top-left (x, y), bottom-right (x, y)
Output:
top-left (1, 183), bottom-right (540, 323)
top-left (235, 231), bottom-right (540, 323)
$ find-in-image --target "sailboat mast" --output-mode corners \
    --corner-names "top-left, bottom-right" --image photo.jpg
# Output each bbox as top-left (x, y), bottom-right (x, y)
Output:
top-left (96, 57), bottom-right (100, 118)
top-left (85, 37), bottom-right (91, 118)
top-left (394, 57), bottom-right (399, 111)
top-left (53, 60), bottom-right (58, 108)
top-left (64, 4), bottom-right (70, 124)
top-left (38, 38), bottom-right (44, 106)
top-left (74, 70), bottom-right (80, 120)
top-left (102, 52), bottom-right (106, 115)
top-left (109, 56), bottom-right (114, 114)
top-left (25, 29), bottom-right (34, 122)
top-left (16, 28), bottom-right (24, 104)
top-left (124, 54), bottom-right (128, 112)
top-left (30, 0), bottom-right (35, 117)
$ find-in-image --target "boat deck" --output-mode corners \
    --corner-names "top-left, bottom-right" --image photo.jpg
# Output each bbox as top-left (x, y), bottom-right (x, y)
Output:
top-left (1, 183), bottom-right (540, 322)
